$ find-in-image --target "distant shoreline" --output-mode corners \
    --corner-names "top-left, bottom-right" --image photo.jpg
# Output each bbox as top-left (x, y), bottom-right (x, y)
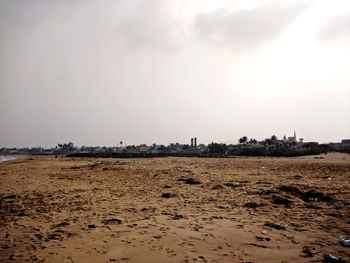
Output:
top-left (0, 156), bottom-right (17, 162)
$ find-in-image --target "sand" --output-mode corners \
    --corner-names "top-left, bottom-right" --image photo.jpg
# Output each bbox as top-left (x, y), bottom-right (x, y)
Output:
top-left (1, 155), bottom-right (350, 262)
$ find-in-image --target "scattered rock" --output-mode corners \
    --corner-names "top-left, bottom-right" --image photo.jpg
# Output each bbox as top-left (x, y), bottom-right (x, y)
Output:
top-left (1, 244), bottom-right (9, 249)
top-left (17, 210), bottom-right (30, 217)
top-left (88, 224), bottom-right (96, 229)
top-left (47, 233), bottom-right (63, 241)
top-left (34, 233), bottom-right (44, 240)
top-left (278, 185), bottom-right (333, 203)
top-left (216, 204), bottom-right (229, 209)
top-left (304, 203), bottom-right (320, 209)
top-left (244, 202), bottom-right (265, 209)
top-left (30, 255), bottom-right (40, 261)
top-left (212, 184), bottom-right (225, 190)
top-left (52, 221), bottom-right (70, 228)
top-left (140, 207), bottom-right (156, 213)
top-left (327, 211), bottom-right (342, 218)
top-left (264, 222), bottom-right (286, 230)
top-left (256, 180), bottom-right (272, 185)
top-left (272, 194), bottom-right (293, 206)
top-left (161, 193), bottom-right (176, 198)
top-left (178, 177), bottom-right (201, 185)
top-left (101, 218), bottom-right (122, 225)
top-left (247, 243), bottom-right (268, 248)
top-left (4, 194), bottom-right (16, 200)
top-left (171, 213), bottom-right (184, 220)
top-left (302, 190), bottom-right (333, 202)
top-left (224, 182), bottom-right (242, 188)
top-left (256, 236), bottom-right (271, 241)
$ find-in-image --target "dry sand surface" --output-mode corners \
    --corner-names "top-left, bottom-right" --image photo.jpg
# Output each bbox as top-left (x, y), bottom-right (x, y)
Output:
top-left (1, 155), bottom-right (350, 262)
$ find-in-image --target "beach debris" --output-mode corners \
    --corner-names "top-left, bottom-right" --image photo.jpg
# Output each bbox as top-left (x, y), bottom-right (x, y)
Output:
top-left (302, 190), bottom-right (333, 202)
top-left (327, 211), bottom-right (342, 218)
top-left (304, 202), bottom-right (320, 209)
top-left (161, 192), bottom-right (176, 198)
top-left (301, 246), bottom-right (319, 257)
top-left (244, 202), bottom-right (265, 208)
top-left (101, 218), bottom-right (122, 225)
top-left (177, 177), bottom-right (201, 185)
top-left (3, 194), bottom-right (16, 200)
top-left (272, 195), bottom-right (293, 206)
top-left (34, 233), bottom-right (44, 240)
top-left (224, 182), bottom-right (243, 188)
top-left (47, 233), bottom-right (63, 241)
top-left (52, 220), bottom-right (70, 228)
top-left (171, 213), bottom-right (184, 220)
top-left (256, 236), bottom-right (271, 242)
top-left (323, 254), bottom-right (346, 263)
top-left (264, 222), bottom-right (286, 230)
top-left (246, 243), bottom-right (268, 248)
top-left (17, 210), bottom-right (30, 217)
top-left (162, 211), bottom-right (185, 220)
top-left (212, 184), bottom-right (225, 190)
top-left (256, 180), bottom-right (272, 185)
top-left (277, 185), bottom-right (333, 203)
top-left (140, 207), bottom-right (157, 214)
top-left (340, 237), bottom-right (350, 247)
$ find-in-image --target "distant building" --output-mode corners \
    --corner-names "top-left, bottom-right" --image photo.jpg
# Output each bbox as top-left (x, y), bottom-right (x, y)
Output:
top-left (283, 131), bottom-right (297, 144)
top-left (342, 139), bottom-right (350, 146)
top-left (136, 144), bottom-right (150, 153)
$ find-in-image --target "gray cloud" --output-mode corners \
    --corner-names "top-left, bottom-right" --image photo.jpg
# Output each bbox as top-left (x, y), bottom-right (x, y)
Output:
top-left (194, 1), bottom-right (309, 49)
top-left (0, 0), bottom-right (349, 147)
top-left (118, 0), bottom-right (186, 51)
top-left (318, 13), bottom-right (350, 41)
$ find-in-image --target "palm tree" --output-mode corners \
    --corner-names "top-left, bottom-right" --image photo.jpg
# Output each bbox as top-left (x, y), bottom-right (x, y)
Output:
top-left (270, 135), bottom-right (278, 141)
top-left (238, 136), bottom-right (248, 144)
top-left (249, 138), bottom-right (257, 144)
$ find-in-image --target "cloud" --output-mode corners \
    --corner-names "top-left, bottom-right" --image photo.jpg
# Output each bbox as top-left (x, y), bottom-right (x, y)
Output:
top-left (118, 0), bottom-right (188, 51)
top-left (318, 13), bottom-right (350, 42)
top-left (194, 1), bottom-right (309, 49)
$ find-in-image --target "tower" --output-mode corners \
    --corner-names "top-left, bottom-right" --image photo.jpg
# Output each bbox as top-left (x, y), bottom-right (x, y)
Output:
top-left (191, 138), bottom-right (194, 147)
top-left (294, 131), bottom-right (297, 142)
top-left (194, 137), bottom-right (197, 147)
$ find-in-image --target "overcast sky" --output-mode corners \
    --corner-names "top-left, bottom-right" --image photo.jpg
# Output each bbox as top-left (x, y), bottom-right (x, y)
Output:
top-left (1, 0), bottom-right (349, 147)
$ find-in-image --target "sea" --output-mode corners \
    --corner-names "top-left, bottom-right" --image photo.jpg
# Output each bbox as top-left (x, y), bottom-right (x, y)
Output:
top-left (0, 156), bottom-right (17, 162)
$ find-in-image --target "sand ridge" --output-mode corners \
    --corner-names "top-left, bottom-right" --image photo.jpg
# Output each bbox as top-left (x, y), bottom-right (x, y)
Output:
top-left (0, 156), bottom-right (349, 262)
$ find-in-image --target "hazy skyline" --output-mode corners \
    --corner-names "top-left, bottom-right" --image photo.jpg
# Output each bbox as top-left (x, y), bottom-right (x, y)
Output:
top-left (1, 0), bottom-right (350, 148)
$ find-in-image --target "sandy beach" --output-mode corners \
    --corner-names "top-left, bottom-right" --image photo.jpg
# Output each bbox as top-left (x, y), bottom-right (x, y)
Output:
top-left (1, 155), bottom-right (349, 262)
